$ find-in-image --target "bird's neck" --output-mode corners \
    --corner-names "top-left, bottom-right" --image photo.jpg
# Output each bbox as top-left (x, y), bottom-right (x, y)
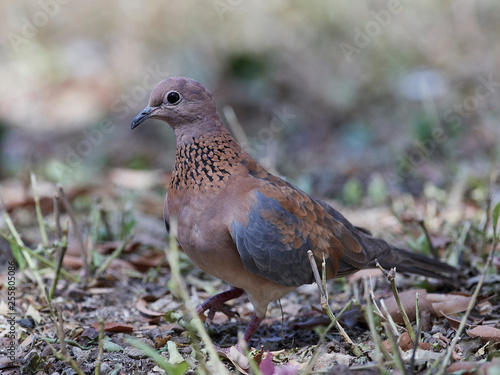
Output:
top-left (169, 130), bottom-right (248, 192)
top-left (173, 118), bottom-right (226, 146)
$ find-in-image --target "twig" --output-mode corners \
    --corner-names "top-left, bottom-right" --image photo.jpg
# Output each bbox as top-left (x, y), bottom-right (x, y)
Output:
top-left (383, 322), bottom-right (407, 374)
top-left (376, 262), bottom-right (415, 342)
top-left (0, 189), bottom-right (24, 246)
top-left (30, 171), bottom-right (49, 248)
top-left (167, 221), bottom-right (230, 375)
top-left (360, 277), bottom-right (393, 371)
top-left (44, 308), bottom-right (86, 375)
top-left (1, 189), bottom-right (50, 303)
top-left (49, 193), bottom-right (69, 299)
top-left (222, 105), bottom-right (250, 148)
top-left (480, 195), bottom-right (491, 258)
top-left (307, 250), bottom-right (363, 357)
top-left (379, 299), bottom-right (403, 341)
top-left (95, 319), bottom-right (105, 375)
top-left (409, 310), bottom-right (422, 372)
top-left (44, 341), bottom-right (86, 375)
top-left (449, 220), bottom-right (471, 265)
top-left (57, 184), bottom-right (89, 283)
top-left (480, 169), bottom-right (497, 257)
top-left (53, 194), bottom-right (62, 243)
top-left (434, 215), bottom-right (498, 374)
top-left (99, 204), bottom-right (113, 240)
top-left (0, 233), bottom-right (76, 282)
top-left (49, 230), bottom-right (68, 300)
top-left (56, 306), bottom-right (69, 357)
top-left (418, 219), bottom-right (439, 259)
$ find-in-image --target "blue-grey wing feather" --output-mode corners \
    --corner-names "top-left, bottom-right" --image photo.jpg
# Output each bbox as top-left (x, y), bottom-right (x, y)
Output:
top-left (232, 192), bottom-right (315, 287)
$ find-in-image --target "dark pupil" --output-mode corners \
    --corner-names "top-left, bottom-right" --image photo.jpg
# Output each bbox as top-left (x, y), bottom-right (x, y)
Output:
top-left (167, 92), bottom-right (180, 104)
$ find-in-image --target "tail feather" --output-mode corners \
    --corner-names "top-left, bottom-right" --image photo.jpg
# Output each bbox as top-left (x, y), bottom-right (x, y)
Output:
top-left (375, 246), bottom-right (457, 281)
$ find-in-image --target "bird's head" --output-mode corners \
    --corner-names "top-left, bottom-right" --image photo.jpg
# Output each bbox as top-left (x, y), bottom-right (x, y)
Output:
top-left (131, 77), bottom-right (219, 131)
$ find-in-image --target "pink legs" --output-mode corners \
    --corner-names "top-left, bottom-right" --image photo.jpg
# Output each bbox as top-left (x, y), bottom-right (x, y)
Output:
top-left (242, 313), bottom-right (264, 344)
top-left (196, 287), bottom-right (244, 325)
top-left (196, 287), bottom-right (265, 351)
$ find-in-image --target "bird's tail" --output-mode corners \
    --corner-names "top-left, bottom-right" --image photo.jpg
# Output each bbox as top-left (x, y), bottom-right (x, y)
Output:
top-left (375, 244), bottom-right (457, 281)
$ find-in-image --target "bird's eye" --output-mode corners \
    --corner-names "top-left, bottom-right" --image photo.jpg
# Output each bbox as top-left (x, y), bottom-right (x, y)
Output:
top-left (166, 91), bottom-right (181, 104)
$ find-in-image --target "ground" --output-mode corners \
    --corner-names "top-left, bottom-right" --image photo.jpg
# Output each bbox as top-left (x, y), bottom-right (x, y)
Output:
top-left (0, 174), bottom-right (499, 374)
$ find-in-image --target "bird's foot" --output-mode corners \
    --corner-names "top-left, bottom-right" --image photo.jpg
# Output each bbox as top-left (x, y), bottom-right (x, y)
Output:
top-left (196, 287), bottom-right (245, 325)
top-left (215, 313), bottom-right (265, 357)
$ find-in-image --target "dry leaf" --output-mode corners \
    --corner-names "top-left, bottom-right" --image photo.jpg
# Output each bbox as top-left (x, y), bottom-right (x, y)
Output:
top-left (135, 298), bottom-right (165, 318)
top-left (446, 361), bottom-right (481, 373)
top-left (3, 181), bottom-right (90, 214)
top-left (476, 298), bottom-right (493, 315)
top-left (97, 240), bottom-right (141, 254)
top-left (428, 293), bottom-right (471, 316)
top-left (380, 289), bottom-right (433, 324)
top-left (382, 332), bottom-right (434, 353)
top-left (452, 344), bottom-right (462, 361)
top-left (442, 313), bottom-right (467, 331)
top-left (467, 326), bottom-right (500, 342)
top-left (91, 322), bottom-right (134, 333)
top-left (129, 251), bottom-right (166, 271)
top-left (226, 346), bottom-right (250, 374)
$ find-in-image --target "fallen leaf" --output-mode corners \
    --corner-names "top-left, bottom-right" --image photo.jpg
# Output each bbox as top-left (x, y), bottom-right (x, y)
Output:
top-left (382, 332), bottom-right (434, 353)
top-left (226, 346), bottom-right (250, 374)
top-left (428, 293), bottom-right (472, 316)
top-left (259, 352), bottom-right (274, 375)
top-left (258, 351), bottom-right (300, 375)
top-left (136, 298), bottom-right (165, 318)
top-left (129, 251), bottom-right (166, 271)
top-left (446, 361), bottom-right (482, 373)
top-left (467, 326), bottom-right (500, 342)
top-left (452, 344), bottom-right (462, 361)
top-left (97, 240), bottom-right (141, 254)
top-left (167, 341), bottom-right (186, 365)
top-left (2, 181), bottom-right (90, 214)
top-left (476, 298), bottom-right (493, 315)
top-left (442, 314), bottom-right (467, 331)
top-left (153, 334), bottom-right (172, 348)
top-left (379, 289), bottom-right (433, 324)
top-left (399, 332), bottom-right (415, 351)
top-left (91, 322), bottom-right (134, 333)
top-left (62, 254), bottom-right (84, 269)
top-left (103, 340), bottom-right (124, 352)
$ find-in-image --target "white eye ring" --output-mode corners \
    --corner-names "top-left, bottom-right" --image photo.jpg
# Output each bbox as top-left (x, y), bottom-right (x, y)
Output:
top-left (166, 91), bottom-right (181, 104)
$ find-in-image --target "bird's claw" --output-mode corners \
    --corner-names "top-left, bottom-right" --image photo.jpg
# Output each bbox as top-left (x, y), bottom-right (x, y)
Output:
top-left (196, 288), bottom-right (245, 325)
top-left (197, 299), bottom-right (240, 325)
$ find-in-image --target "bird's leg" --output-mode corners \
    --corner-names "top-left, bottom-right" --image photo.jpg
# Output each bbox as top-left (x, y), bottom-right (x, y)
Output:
top-left (241, 313), bottom-right (264, 345)
top-left (196, 287), bottom-right (244, 325)
top-left (216, 313), bottom-right (265, 355)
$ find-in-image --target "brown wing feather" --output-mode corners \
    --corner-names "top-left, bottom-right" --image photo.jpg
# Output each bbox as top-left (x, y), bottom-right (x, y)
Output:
top-left (231, 161), bottom-right (365, 285)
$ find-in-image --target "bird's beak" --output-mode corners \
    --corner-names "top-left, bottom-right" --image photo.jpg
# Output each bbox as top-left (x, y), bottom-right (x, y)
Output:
top-left (131, 106), bottom-right (158, 129)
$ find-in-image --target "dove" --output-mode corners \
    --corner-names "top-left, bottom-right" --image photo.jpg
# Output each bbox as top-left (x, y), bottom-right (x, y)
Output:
top-left (131, 77), bottom-right (456, 350)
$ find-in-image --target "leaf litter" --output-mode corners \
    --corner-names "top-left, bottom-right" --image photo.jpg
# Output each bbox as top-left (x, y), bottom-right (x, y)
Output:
top-left (0, 174), bottom-right (499, 374)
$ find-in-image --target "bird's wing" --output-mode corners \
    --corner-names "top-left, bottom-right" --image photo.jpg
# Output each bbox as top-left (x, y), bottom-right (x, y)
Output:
top-left (231, 176), bottom-right (367, 287)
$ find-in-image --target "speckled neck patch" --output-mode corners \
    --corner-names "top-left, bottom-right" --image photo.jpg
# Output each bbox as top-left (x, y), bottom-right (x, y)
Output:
top-left (169, 133), bottom-right (244, 192)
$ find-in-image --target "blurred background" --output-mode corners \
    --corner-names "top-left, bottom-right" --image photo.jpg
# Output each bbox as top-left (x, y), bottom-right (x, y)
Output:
top-left (1, 0), bottom-right (499, 204)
